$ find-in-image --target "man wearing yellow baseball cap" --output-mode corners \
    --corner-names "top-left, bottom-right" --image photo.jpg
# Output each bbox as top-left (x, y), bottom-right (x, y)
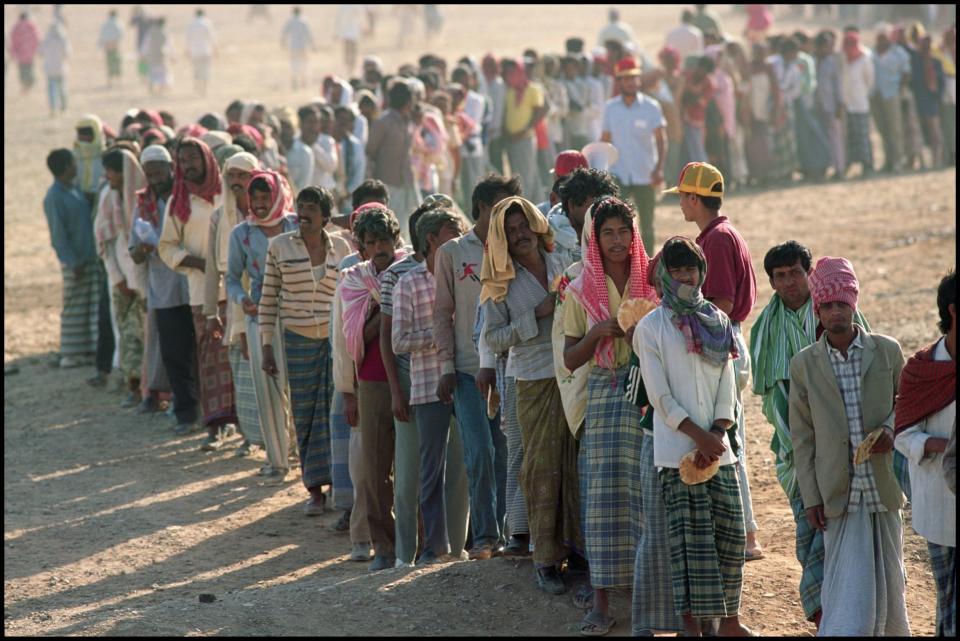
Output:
top-left (666, 161), bottom-right (766, 564)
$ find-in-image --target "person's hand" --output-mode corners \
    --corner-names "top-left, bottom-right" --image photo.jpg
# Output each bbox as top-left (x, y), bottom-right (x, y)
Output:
top-left (117, 279), bottom-right (136, 299)
top-left (805, 504), bottom-right (826, 531)
top-left (344, 392), bottom-right (359, 427)
top-left (534, 293), bottom-right (556, 319)
top-left (391, 387), bottom-right (411, 422)
top-left (475, 367), bottom-right (496, 399)
top-left (692, 429), bottom-right (726, 463)
top-left (437, 373), bottom-right (457, 404)
top-left (650, 167), bottom-right (664, 186)
top-left (262, 344), bottom-right (279, 377)
top-left (240, 333), bottom-right (249, 361)
top-left (871, 427), bottom-right (895, 455)
top-left (242, 297), bottom-right (258, 317)
top-left (206, 317), bottom-right (224, 343)
top-left (588, 318), bottom-right (625, 340)
top-left (138, 242), bottom-right (155, 254)
top-left (72, 264), bottom-right (85, 280)
top-left (625, 325), bottom-right (636, 346)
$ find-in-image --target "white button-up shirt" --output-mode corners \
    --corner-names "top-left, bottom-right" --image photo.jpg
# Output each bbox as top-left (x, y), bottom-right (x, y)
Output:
top-left (894, 337), bottom-right (956, 547)
top-left (636, 306), bottom-right (738, 468)
top-left (840, 51), bottom-right (875, 114)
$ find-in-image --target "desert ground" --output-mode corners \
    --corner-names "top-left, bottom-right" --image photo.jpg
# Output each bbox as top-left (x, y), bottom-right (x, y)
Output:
top-left (4, 4), bottom-right (956, 636)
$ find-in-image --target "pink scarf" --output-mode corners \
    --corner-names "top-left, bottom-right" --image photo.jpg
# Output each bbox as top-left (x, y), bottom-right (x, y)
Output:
top-left (245, 169), bottom-right (292, 228)
top-left (564, 199), bottom-right (657, 370)
top-left (339, 249), bottom-right (410, 365)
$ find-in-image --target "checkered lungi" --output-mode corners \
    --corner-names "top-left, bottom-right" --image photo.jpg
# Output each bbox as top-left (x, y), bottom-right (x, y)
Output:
top-left (284, 330), bottom-right (332, 490)
top-left (845, 112), bottom-right (874, 168)
top-left (228, 343), bottom-right (263, 446)
top-left (579, 366), bottom-right (642, 589)
top-left (59, 263), bottom-right (100, 357)
top-left (660, 464), bottom-right (746, 618)
top-left (893, 449), bottom-right (911, 501)
top-left (632, 431), bottom-right (684, 634)
top-left (928, 542), bottom-right (956, 637)
top-left (501, 374), bottom-right (529, 537)
top-left (790, 492), bottom-right (825, 621)
top-left (193, 304), bottom-right (237, 427)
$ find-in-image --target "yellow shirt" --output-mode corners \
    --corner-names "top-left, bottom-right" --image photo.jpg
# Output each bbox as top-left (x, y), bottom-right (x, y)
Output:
top-left (504, 83), bottom-right (544, 136)
top-left (563, 274), bottom-right (633, 369)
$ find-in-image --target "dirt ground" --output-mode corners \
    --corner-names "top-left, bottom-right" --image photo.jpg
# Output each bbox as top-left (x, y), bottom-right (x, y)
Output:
top-left (4, 4), bottom-right (955, 637)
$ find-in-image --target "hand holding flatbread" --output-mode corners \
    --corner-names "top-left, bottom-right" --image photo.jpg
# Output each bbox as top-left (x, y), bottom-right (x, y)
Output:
top-left (617, 297), bottom-right (657, 331)
top-left (679, 449), bottom-right (721, 485)
top-left (854, 428), bottom-right (885, 465)
top-left (550, 273), bottom-right (563, 293)
top-left (487, 386), bottom-right (500, 420)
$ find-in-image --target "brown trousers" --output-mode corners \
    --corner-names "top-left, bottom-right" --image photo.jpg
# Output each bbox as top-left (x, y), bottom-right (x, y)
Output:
top-left (357, 379), bottom-right (396, 558)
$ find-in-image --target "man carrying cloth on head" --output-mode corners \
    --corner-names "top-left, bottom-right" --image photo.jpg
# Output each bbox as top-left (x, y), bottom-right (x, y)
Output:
top-left (749, 240), bottom-right (869, 628)
top-left (481, 196), bottom-right (583, 596)
top-left (789, 257), bottom-right (910, 636)
top-left (159, 137), bottom-right (236, 447)
top-left (894, 270), bottom-right (956, 637)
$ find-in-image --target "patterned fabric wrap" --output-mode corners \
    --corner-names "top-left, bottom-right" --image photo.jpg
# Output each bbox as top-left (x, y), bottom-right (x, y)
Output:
top-left (565, 199), bottom-right (656, 370)
top-left (895, 341), bottom-right (957, 435)
top-left (169, 137), bottom-right (221, 224)
top-left (789, 489), bottom-right (825, 620)
top-left (192, 303), bottom-right (237, 426)
top-left (244, 168), bottom-right (293, 228)
top-left (113, 288), bottom-right (146, 381)
top-left (808, 256), bottom-right (859, 314)
top-left (579, 366), bottom-right (643, 588)
top-left (928, 541), bottom-right (957, 637)
top-left (659, 464), bottom-right (746, 617)
top-left (228, 343), bottom-right (263, 446)
top-left (74, 114), bottom-right (106, 193)
top-left (339, 250), bottom-right (409, 365)
top-left (656, 254), bottom-right (737, 367)
top-left (479, 196), bottom-right (554, 305)
top-left (95, 148), bottom-right (146, 246)
top-left (502, 375), bottom-right (529, 536)
top-left (284, 330), bottom-right (333, 490)
top-left (59, 264), bottom-right (101, 357)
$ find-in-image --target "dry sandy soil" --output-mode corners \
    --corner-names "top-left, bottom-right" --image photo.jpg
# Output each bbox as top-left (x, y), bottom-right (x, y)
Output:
top-left (4, 4), bottom-right (956, 637)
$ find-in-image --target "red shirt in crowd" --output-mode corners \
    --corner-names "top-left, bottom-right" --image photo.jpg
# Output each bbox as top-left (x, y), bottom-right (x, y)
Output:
top-left (696, 215), bottom-right (757, 324)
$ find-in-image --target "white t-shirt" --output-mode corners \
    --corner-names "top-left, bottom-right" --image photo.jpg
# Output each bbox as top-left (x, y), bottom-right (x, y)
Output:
top-left (186, 17), bottom-right (216, 59)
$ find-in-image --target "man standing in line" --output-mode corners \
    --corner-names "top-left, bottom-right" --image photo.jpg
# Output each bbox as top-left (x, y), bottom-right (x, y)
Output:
top-left (502, 58), bottom-right (547, 201)
top-left (601, 56), bottom-right (666, 253)
top-left (665, 161), bottom-right (763, 560)
top-left (185, 8), bottom-right (217, 98)
top-left (894, 270), bottom-right (956, 637)
top-left (281, 6), bottom-right (316, 90)
top-left (789, 257), bottom-right (910, 636)
top-left (159, 138), bottom-right (237, 449)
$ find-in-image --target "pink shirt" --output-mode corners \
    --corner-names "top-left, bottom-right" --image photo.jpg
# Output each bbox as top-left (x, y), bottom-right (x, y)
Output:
top-left (10, 19), bottom-right (40, 64)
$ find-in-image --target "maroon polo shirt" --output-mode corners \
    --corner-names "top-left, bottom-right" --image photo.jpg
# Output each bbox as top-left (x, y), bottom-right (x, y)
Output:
top-left (696, 215), bottom-right (757, 324)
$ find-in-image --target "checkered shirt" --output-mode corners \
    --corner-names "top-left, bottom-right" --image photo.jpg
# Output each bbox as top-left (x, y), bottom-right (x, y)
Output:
top-left (392, 263), bottom-right (442, 406)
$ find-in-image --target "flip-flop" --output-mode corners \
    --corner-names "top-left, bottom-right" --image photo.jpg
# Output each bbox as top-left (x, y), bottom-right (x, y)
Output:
top-left (579, 612), bottom-right (615, 637)
top-left (744, 548), bottom-right (765, 561)
top-left (573, 584), bottom-right (594, 610)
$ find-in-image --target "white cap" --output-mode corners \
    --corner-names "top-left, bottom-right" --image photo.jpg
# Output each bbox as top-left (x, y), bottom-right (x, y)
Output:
top-left (140, 144), bottom-right (172, 164)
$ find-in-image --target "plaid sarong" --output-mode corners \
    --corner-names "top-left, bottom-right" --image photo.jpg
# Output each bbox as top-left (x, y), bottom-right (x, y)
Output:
top-left (790, 492), bottom-right (824, 620)
top-left (192, 304), bottom-right (237, 427)
top-left (502, 375), bottom-right (529, 537)
top-left (228, 344), bottom-right (262, 446)
top-left (928, 542), bottom-right (956, 637)
top-left (579, 366), bottom-right (643, 588)
top-left (59, 264), bottom-right (100, 357)
top-left (893, 449), bottom-right (911, 501)
top-left (845, 112), bottom-right (873, 167)
top-left (329, 390), bottom-right (354, 511)
top-left (632, 432), bottom-right (684, 634)
top-left (660, 464), bottom-right (745, 617)
top-left (516, 378), bottom-right (582, 567)
top-left (771, 108), bottom-right (797, 179)
top-left (284, 330), bottom-right (332, 490)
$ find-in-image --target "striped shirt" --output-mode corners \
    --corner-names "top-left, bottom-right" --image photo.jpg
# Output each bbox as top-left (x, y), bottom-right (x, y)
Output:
top-left (259, 228), bottom-right (353, 342)
top-left (379, 253), bottom-right (421, 371)
top-left (827, 330), bottom-right (886, 513)
top-left (391, 263), bottom-right (441, 406)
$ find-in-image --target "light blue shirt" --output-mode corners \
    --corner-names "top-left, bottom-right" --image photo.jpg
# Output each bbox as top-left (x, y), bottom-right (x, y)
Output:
top-left (225, 215), bottom-right (298, 305)
top-left (873, 44), bottom-right (910, 100)
top-left (601, 94), bottom-right (666, 185)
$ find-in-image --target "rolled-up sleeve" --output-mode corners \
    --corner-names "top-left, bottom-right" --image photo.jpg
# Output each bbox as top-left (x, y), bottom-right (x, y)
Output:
top-left (636, 319), bottom-right (689, 431)
top-left (158, 198), bottom-right (190, 274)
top-left (894, 424), bottom-right (933, 466)
top-left (482, 298), bottom-right (538, 356)
top-left (713, 357), bottom-right (737, 424)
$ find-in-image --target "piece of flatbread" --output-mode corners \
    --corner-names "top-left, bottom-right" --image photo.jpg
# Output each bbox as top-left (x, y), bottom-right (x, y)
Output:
top-left (679, 449), bottom-right (721, 485)
top-left (617, 297), bottom-right (657, 331)
top-left (854, 428), bottom-right (885, 465)
top-left (550, 274), bottom-right (563, 293)
top-left (487, 386), bottom-right (500, 420)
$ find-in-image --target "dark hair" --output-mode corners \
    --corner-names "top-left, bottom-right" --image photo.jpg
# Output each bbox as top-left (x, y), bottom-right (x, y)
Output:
top-left (416, 208), bottom-right (466, 255)
top-left (297, 104), bottom-right (318, 122)
top-left (110, 140), bottom-right (141, 157)
top-left (470, 173), bottom-right (522, 221)
top-left (681, 9), bottom-right (694, 23)
top-left (46, 148), bottom-right (74, 177)
top-left (592, 197), bottom-right (635, 238)
top-left (559, 168), bottom-right (620, 210)
top-left (937, 270), bottom-right (956, 334)
top-left (197, 113), bottom-right (223, 130)
top-left (158, 110), bottom-right (176, 128)
top-left (451, 66), bottom-right (471, 85)
top-left (101, 148), bottom-right (125, 173)
top-left (407, 199), bottom-right (447, 251)
top-left (296, 186), bottom-right (335, 218)
top-left (696, 55), bottom-right (716, 73)
top-left (196, 8), bottom-right (204, 16)
top-left (354, 207), bottom-right (401, 244)
top-left (661, 236), bottom-right (704, 270)
top-left (232, 133), bottom-right (259, 154)
top-left (247, 176), bottom-right (272, 195)
top-left (695, 181), bottom-right (723, 212)
top-left (333, 105), bottom-right (355, 121)
top-left (387, 80), bottom-right (414, 110)
top-left (318, 104), bottom-right (334, 121)
top-left (763, 240), bottom-right (812, 278)
top-left (417, 71), bottom-right (440, 91)
top-left (358, 93), bottom-right (377, 110)
top-left (352, 179), bottom-right (389, 209)
top-left (120, 113), bottom-right (137, 130)
top-left (550, 177), bottom-right (565, 196)
top-left (226, 99), bottom-right (244, 114)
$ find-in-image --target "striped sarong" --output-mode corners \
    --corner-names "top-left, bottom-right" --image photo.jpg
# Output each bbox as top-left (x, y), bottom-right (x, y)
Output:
top-left (502, 375), bottom-right (529, 537)
top-left (660, 464), bottom-right (745, 618)
top-left (893, 449), bottom-right (911, 501)
top-left (632, 432), bottom-right (684, 634)
top-left (284, 330), bottom-right (332, 490)
top-left (516, 378), bottom-right (582, 567)
top-left (845, 112), bottom-right (873, 168)
top-left (114, 288), bottom-right (146, 381)
top-left (59, 264), bottom-right (100, 357)
top-left (580, 366), bottom-right (642, 589)
top-left (928, 542), bottom-right (956, 637)
top-left (771, 108), bottom-right (797, 179)
top-left (330, 390), bottom-right (354, 511)
top-left (228, 343), bottom-right (262, 446)
top-left (193, 304), bottom-right (237, 427)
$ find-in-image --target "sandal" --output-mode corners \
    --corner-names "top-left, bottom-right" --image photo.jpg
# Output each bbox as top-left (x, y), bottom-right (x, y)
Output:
top-left (744, 547), bottom-right (765, 561)
top-left (573, 584), bottom-right (594, 610)
top-left (579, 611), bottom-right (615, 637)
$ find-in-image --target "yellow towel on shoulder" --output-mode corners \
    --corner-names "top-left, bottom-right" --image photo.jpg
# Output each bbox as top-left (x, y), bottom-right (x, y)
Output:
top-left (479, 196), bottom-right (554, 304)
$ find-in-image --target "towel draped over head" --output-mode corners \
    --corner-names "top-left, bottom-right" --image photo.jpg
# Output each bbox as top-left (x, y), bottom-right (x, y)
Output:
top-left (74, 114), bottom-right (106, 193)
top-left (169, 137), bottom-right (221, 224)
top-left (95, 148), bottom-right (147, 248)
top-left (808, 256), bottom-right (859, 314)
top-left (244, 169), bottom-right (292, 228)
top-left (480, 196), bottom-right (554, 305)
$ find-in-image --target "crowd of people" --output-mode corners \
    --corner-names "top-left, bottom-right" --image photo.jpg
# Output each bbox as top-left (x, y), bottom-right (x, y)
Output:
top-left (26, 3), bottom-right (957, 638)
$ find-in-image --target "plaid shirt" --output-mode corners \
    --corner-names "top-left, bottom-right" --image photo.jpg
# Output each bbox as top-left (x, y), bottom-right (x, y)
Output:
top-left (391, 263), bottom-right (441, 406)
top-left (827, 331), bottom-right (886, 513)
